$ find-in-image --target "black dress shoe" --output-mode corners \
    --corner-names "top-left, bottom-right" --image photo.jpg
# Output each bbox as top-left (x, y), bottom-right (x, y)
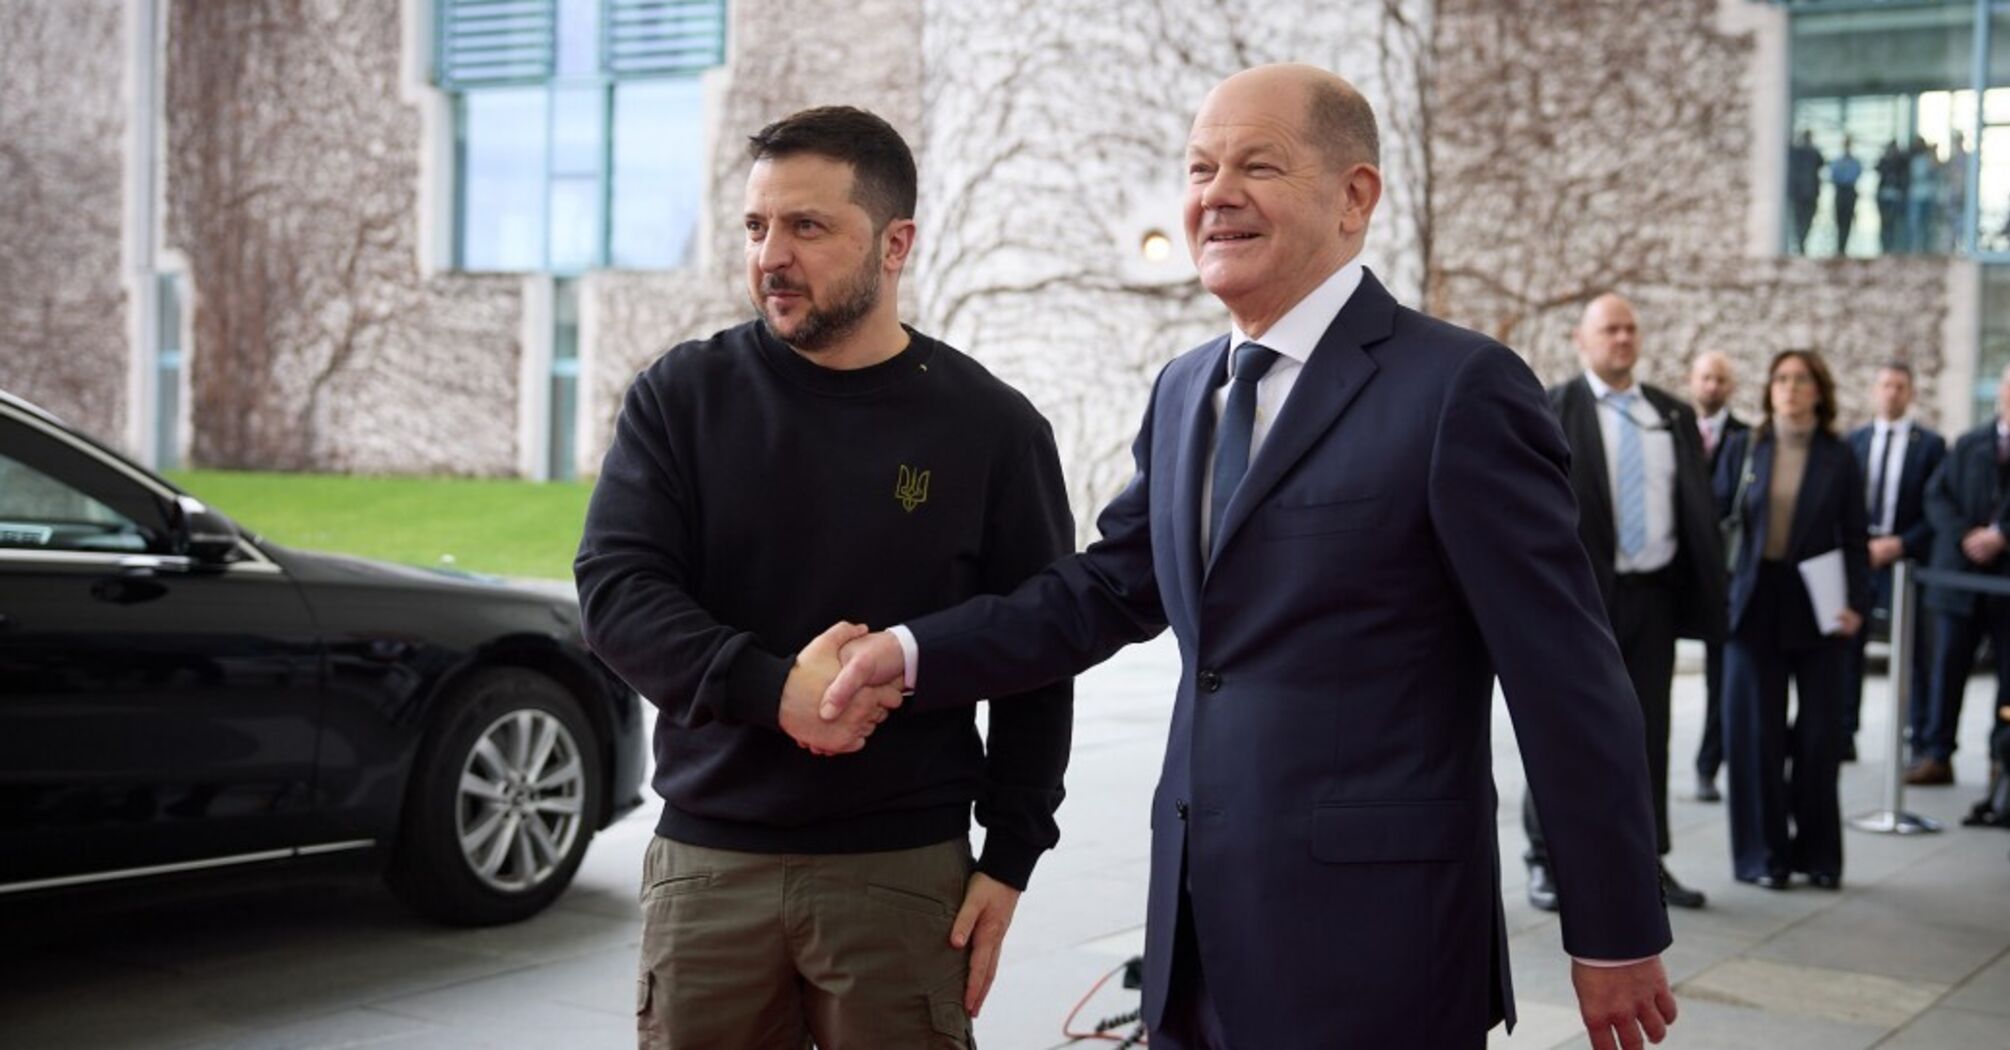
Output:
top-left (1693, 774), bottom-right (1722, 803)
top-left (1527, 860), bottom-right (1559, 912)
top-left (1807, 873), bottom-right (1842, 890)
top-left (1660, 865), bottom-right (1707, 909)
top-left (1739, 872), bottom-right (1791, 891)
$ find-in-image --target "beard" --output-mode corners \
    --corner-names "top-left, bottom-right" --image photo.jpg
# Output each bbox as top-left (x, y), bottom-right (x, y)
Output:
top-left (753, 248), bottom-right (883, 354)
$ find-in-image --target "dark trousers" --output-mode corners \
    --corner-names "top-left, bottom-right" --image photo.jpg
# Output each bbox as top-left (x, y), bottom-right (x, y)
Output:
top-left (1835, 186), bottom-right (1858, 252)
top-left (1527, 570), bottom-right (1677, 863)
top-left (1697, 637), bottom-right (1727, 780)
top-left (1925, 605), bottom-right (2010, 761)
top-left (1844, 564), bottom-right (1934, 739)
top-left (1151, 885), bottom-right (1233, 1050)
top-left (1724, 563), bottom-right (1846, 881)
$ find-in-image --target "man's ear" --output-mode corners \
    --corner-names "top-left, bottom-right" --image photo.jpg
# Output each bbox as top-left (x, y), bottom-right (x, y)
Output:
top-left (882, 218), bottom-right (918, 275)
top-left (1338, 163), bottom-right (1383, 237)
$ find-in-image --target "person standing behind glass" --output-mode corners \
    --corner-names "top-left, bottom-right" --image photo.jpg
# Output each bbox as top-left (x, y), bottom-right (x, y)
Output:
top-left (1877, 139), bottom-right (1909, 255)
top-left (1830, 136), bottom-right (1863, 256)
top-left (1907, 137), bottom-right (1942, 254)
top-left (1715, 350), bottom-right (1868, 891)
top-left (1789, 131), bottom-right (1824, 255)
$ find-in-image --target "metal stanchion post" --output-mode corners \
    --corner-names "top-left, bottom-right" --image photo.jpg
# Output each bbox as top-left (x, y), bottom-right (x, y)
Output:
top-left (1850, 558), bottom-right (1942, 835)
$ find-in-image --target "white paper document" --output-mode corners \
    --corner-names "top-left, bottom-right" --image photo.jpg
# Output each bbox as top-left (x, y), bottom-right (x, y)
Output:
top-left (1797, 549), bottom-right (1848, 635)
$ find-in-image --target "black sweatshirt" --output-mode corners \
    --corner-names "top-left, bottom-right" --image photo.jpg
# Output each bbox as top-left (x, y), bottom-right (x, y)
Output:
top-left (575, 320), bottom-right (1075, 889)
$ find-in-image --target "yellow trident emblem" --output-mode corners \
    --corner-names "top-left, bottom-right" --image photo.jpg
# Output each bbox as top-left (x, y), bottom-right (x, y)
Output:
top-left (895, 465), bottom-right (931, 512)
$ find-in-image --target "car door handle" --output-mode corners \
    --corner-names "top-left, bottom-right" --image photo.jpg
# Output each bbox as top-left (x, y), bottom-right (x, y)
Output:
top-left (91, 576), bottom-right (168, 605)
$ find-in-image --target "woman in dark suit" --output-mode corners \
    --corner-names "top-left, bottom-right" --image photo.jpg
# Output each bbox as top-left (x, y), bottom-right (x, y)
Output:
top-left (1715, 349), bottom-right (1869, 890)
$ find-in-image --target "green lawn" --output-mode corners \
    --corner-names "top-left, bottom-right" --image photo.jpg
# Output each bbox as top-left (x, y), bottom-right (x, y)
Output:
top-left (164, 470), bottom-right (592, 581)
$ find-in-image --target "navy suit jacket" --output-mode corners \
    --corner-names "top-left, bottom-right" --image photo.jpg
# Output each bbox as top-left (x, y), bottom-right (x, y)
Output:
top-left (1923, 423), bottom-right (2010, 616)
top-left (1550, 377), bottom-right (1726, 642)
top-left (1846, 421), bottom-right (1946, 561)
top-left (905, 272), bottom-right (1670, 1046)
top-left (1714, 428), bottom-right (1871, 644)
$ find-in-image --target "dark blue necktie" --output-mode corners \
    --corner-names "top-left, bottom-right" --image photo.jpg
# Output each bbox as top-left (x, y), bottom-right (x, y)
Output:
top-left (1210, 342), bottom-right (1281, 561)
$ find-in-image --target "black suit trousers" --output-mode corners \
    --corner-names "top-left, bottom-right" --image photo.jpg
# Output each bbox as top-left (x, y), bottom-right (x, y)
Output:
top-left (1697, 637), bottom-right (1728, 780)
top-left (1527, 571), bottom-right (1678, 862)
top-left (1925, 604), bottom-right (2010, 761)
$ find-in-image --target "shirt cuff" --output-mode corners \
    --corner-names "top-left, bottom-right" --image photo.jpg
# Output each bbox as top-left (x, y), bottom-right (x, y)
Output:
top-left (1573, 955), bottom-right (1655, 968)
top-left (889, 624), bottom-right (919, 691)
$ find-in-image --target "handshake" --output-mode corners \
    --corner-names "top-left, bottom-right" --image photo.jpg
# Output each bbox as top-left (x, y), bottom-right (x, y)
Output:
top-left (777, 622), bottom-right (913, 756)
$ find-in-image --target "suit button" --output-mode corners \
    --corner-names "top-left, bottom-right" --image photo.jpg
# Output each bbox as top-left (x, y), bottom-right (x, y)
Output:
top-left (1198, 669), bottom-right (1222, 693)
top-left (1175, 800), bottom-right (1189, 820)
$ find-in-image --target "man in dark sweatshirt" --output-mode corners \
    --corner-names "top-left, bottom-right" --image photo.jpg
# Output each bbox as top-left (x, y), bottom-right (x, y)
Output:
top-left (575, 106), bottom-right (1074, 1049)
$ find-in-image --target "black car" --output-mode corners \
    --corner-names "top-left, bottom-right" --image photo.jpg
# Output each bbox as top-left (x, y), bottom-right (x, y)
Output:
top-left (0, 390), bottom-right (647, 925)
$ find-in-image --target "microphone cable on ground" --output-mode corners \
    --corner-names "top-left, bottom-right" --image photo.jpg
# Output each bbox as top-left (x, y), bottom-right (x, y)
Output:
top-left (1061, 954), bottom-right (1147, 1045)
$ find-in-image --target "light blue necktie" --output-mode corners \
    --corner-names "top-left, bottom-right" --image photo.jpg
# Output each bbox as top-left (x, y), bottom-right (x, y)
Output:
top-left (1209, 342), bottom-right (1280, 562)
top-left (1613, 391), bottom-right (1647, 558)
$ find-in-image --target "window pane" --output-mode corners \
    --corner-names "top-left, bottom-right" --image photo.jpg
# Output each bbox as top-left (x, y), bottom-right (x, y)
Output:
top-left (553, 0), bottom-right (601, 79)
top-left (611, 78), bottom-right (705, 269)
top-left (549, 175), bottom-right (601, 273)
top-left (551, 84), bottom-right (604, 177)
top-left (0, 452), bottom-right (142, 553)
top-left (461, 87), bottom-right (551, 270)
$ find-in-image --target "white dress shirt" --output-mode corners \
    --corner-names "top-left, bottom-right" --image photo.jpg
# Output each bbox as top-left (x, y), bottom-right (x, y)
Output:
top-left (1199, 259), bottom-right (1365, 553)
top-left (1584, 371), bottom-right (1677, 574)
top-left (1865, 418), bottom-right (1912, 537)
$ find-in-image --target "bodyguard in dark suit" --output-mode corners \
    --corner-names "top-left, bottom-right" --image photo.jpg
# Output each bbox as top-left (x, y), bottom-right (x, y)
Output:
top-left (1914, 363), bottom-right (2010, 786)
top-left (1715, 350), bottom-right (1869, 889)
top-left (1844, 361), bottom-right (1945, 761)
top-left (1521, 295), bottom-right (1721, 915)
top-left (822, 66), bottom-right (1677, 1050)
top-left (1689, 350), bottom-right (1748, 801)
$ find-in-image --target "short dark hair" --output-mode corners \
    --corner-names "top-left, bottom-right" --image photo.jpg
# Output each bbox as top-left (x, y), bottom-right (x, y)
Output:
top-left (1305, 79), bottom-right (1380, 169)
top-left (1876, 358), bottom-right (1915, 380)
top-left (747, 106), bottom-right (917, 231)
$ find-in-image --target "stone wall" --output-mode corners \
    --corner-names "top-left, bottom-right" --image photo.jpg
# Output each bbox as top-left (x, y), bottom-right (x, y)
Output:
top-left (0, 0), bottom-right (127, 438)
top-left (164, 0), bottom-right (522, 475)
top-left (1429, 0), bottom-right (1950, 428)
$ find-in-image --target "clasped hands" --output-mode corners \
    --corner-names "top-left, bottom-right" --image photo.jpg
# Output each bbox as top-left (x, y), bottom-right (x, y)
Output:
top-left (778, 623), bottom-right (908, 756)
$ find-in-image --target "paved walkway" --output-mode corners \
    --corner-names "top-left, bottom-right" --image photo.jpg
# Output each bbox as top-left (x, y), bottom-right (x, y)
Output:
top-left (3, 636), bottom-right (2005, 1049)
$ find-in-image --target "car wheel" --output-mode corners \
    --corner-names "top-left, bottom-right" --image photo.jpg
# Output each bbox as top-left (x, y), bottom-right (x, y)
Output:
top-left (388, 667), bottom-right (604, 926)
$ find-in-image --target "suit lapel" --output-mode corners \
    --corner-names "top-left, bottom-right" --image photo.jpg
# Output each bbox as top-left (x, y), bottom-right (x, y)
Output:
top-left (1206, 272), bottom-right (1392, 569)
top-left (1746, 435), bottom-right (1776, 558)
top-left (1786, 435), bottom-right (1830, 557)
top-left (1174, 337), bottom-right (1230, 610)
top-left (1564, 378), bottom-right (1613, 537)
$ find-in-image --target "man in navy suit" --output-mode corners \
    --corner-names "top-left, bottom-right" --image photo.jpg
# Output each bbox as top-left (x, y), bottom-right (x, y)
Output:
top-left (823, 64), bottom-right (1676, 1050)
top-left (1916, 363), bottom-right (2010, 786)
top-left (1844, 361), bottom-right (1945, 763)
top-left (1689, 351), bottom-right (1749, 802)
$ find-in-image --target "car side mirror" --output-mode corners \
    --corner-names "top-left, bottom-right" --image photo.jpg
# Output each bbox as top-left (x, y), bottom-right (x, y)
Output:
top-left (170, 494), bottom-right (243, 563)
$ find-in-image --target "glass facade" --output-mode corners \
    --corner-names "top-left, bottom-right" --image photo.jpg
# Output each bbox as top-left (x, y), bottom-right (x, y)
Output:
top-left (1784, 1), bottom-right (2010, 261)
top-left (444, 0), bottom-right (718, 273)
